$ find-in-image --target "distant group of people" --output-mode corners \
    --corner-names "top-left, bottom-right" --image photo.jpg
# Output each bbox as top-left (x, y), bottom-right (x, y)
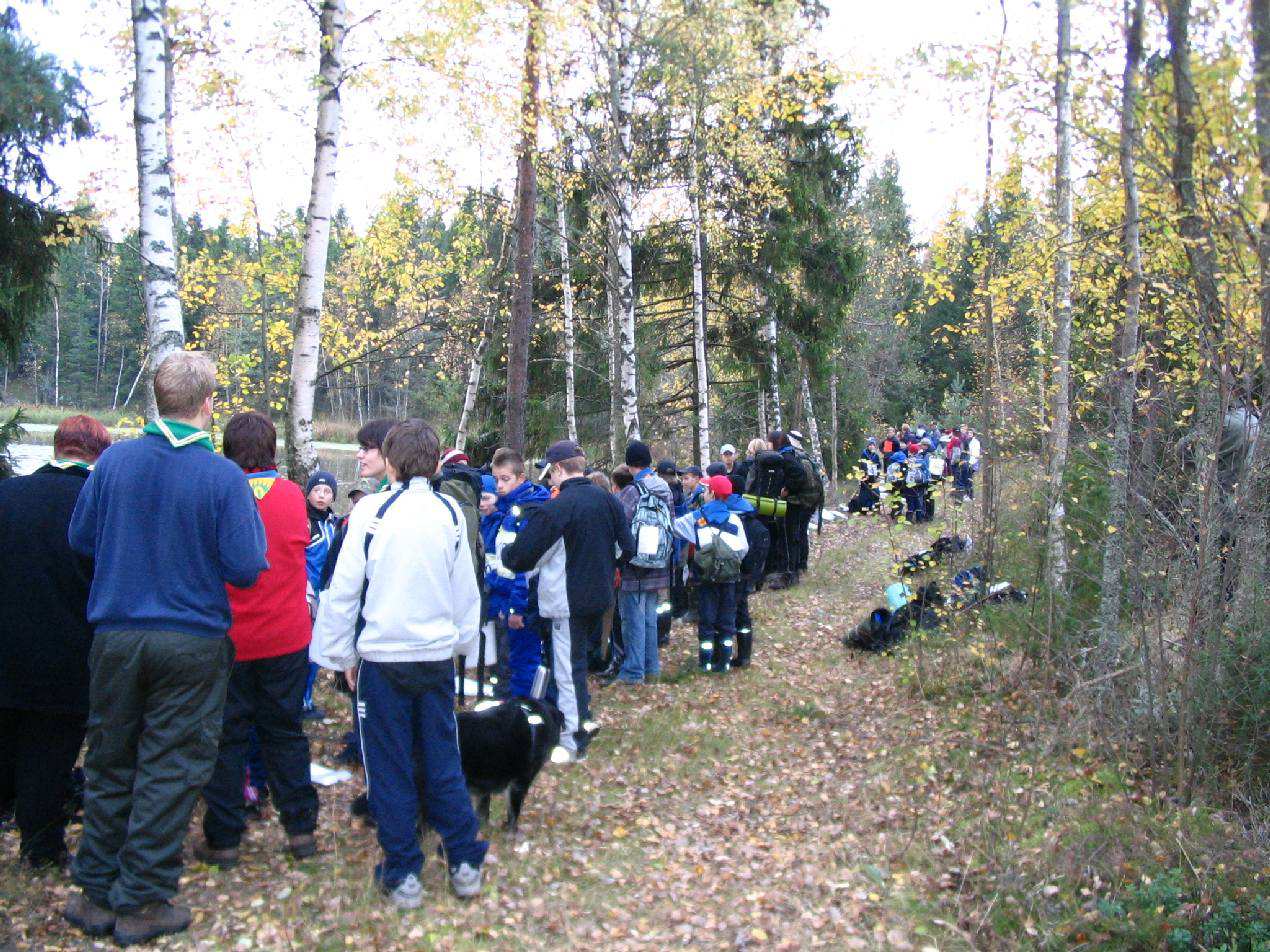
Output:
top-left (0, 349), bottom-right (827, 943)
top-left (849, 422), bottom-right (982, 522)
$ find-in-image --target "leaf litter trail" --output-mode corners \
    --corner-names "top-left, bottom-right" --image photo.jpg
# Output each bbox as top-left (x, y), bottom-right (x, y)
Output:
top-left (2, 505), bottom-right (988, 951)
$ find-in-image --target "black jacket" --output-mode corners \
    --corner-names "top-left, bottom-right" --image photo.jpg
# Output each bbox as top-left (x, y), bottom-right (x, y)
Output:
top-left (502, 476), bottom-right (635, 619)
top-left (0, 464), bottom-right (95, 714)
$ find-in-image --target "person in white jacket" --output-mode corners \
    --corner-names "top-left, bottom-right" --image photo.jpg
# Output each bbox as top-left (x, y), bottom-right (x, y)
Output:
top-left (311, 419), bottom-right (486, 909)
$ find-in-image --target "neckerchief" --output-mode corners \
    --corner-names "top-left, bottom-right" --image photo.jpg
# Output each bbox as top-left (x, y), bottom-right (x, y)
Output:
top-left (245, 468), bottom-right (279, 501)
top-left (143, 417), bottom-right (214, 452)
top-left (49, 459), bottom-right (93, 473)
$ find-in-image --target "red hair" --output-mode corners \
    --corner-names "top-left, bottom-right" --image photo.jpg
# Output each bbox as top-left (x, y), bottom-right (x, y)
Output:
top-left (53, 415), bottom-right (112, 463)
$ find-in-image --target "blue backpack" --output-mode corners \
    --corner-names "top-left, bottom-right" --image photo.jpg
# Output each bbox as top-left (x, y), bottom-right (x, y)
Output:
top-left (629, 482), bottom-right (673, 569)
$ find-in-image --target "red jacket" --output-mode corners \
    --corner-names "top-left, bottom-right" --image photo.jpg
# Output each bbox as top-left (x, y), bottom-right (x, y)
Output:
top-left (226, 470), bottom-right (311, 662)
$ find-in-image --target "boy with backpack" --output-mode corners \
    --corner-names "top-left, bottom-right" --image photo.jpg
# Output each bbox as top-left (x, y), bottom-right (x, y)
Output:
top-left (673, 476), bottom-right (749, 672)
top-left (612, 441), bottom-right (673, 685)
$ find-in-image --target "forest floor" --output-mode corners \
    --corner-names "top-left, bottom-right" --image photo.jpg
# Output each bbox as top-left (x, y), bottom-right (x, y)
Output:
top-left (1, 499), bottom-right (1264, 950)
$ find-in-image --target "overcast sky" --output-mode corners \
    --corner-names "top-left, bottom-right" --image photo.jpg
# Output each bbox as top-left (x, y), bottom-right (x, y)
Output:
top-left (22, 0), bottom-right (1050, 240)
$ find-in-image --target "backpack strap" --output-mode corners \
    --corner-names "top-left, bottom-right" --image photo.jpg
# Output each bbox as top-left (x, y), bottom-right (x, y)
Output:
top-left (434, 491), bottom-right (463, 556)
top-left (354, 490), bottom-right (405, 646)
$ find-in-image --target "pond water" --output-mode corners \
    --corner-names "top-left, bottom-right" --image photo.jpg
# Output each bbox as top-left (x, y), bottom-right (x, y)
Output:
top-left (9, 438), bottom-right (362, 496)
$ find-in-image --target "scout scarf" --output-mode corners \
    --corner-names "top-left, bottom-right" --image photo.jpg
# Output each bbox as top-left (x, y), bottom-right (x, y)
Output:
top-left (143, 417), bottom-right (215, 452)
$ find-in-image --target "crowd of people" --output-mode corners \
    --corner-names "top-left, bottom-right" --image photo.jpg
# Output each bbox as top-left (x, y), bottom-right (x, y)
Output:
top-left (0, 350), bottom-right (830, 943)
top-left (848, 421), bottom-right (982, 523)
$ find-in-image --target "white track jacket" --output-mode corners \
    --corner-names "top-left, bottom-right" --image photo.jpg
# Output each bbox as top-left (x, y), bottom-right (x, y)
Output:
top-left (311, 477), bottom-right (480, 670)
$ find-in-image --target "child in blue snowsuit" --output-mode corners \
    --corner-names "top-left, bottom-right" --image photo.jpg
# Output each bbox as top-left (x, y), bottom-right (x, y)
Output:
top-left (485, 451), bottom-right (551, 698)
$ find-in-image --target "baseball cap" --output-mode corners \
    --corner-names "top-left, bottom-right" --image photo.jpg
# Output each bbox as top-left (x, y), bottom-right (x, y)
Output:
top-left (720, 443), bottom-right (737, 455)
top-left (787, 430), bottom-right (805, 449)
top-left (544, 440), bottom-right (584, 465)
top-left (703, 475), bottom-right (733, 498)
top-left (655, 458), bottom-right (678, 476)
top-left (439, 449), bottom-right (469, 467)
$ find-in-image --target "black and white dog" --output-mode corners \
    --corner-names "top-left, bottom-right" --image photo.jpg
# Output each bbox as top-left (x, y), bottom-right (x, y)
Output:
top-left (456, 696), bottom-right (562, 834)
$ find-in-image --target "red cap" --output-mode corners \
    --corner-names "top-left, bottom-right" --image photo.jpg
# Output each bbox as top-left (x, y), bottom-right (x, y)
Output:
top-left (440, 449), bottom-right (470, 467)
top-left (704, 475), bottom-right (733, 499)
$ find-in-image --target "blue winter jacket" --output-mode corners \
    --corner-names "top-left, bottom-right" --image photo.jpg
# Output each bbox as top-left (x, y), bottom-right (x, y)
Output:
top-left (484, 480), bottom-right (551, 622)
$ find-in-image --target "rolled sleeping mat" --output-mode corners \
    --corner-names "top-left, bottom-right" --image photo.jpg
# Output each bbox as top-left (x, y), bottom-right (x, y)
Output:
top-left (743, 494), bottom-right (788, 518)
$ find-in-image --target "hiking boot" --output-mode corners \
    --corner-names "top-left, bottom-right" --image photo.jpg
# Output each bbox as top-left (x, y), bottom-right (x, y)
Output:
top-left (449, 862), bottom-right (483, 899)
top-left (287, 833), bottom-right (317, 860)
top-left (194, 841), bottom-right (239, 868)
top-left (63, 890), bottom-right (115, 937)
top-left (385, 873), bottom-right (423, 910)
top-left (113, 901), bottom-right (192, 946)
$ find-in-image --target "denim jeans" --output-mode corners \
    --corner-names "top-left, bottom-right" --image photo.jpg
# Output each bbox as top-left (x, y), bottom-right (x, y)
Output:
top-left (618, 591), bottom-right (660, 682)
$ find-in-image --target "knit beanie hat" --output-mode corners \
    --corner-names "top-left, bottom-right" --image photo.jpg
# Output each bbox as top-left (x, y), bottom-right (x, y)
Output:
top-left (306, 471), bottom-right (337, 494)
top-left (625, 440), bottom-right (653, 469)
top-left (705, 462), bottom-right (726, 477)
top-left (481, 474), bottom-right (497, 495)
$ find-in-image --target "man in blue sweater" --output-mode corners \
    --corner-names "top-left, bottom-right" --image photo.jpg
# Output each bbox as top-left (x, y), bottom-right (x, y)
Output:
top-left (62, 352), bottom-right (268, 948)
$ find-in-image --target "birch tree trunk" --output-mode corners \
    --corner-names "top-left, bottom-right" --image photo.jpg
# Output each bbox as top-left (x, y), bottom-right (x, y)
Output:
top-left (132, 0), bottom-right (184, 421)
top-left (503, 0), bottom-right (542, 453)
top-left (762, 300), bottom-right (781, 431)
top-left (1045, 0), bottom-right (1074, 592)
top-left (455, 307), bottom-right (497, 453)
top-left (286, 0), bottom-right (346, 484)
top-left (758, 387), bottom-right (767, 438)
top-left (689, 117), bottom-right (710, 467)
top-left (607, 211), bottom-right (623, 463)
top-left (977, 0), bottom-right (1008, 582)
top-left (556, 171), bottom-right (578, 443)
top-left (1094, 0), bottom-right (1146, 669)
top-left (52, 289), bottom-right (61, 406)
top-left (609, 0), bottom-right (640, 441)
top-left (799, 359), bottom-right (824, 475)
top-left (1232, 0), bottom-right (1270, 630)
top-left (828, 369), bottom-right (839, 490)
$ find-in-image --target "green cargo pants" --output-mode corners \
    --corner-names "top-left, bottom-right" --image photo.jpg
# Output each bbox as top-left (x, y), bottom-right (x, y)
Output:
top-left (72, 629), bottom-right (233, 912)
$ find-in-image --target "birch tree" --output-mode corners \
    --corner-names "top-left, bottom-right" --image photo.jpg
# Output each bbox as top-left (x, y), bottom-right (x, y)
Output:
top-left (764, 307), bottom-right (781, 430)
top-left (556, 170), bottom-right (578, 443)
top-left (503, 0), bottom-right (542, 453)
top-left (1094, 0), bottom-right (1146, 669)
top-left (1045, 0), bottom-right (1074, 592)
top-left (132, 0), bottom-right (183, 420)
top-left (607, 0), bottom-right (640, 441)
top-left (689, 113), bottom-right (710, 465)
top-left (286, 0), bottom-right (346, 483)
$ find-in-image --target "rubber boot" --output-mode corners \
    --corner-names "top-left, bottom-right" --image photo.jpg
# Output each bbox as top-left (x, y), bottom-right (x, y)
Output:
top-left (715, 636), bottom-right (733, 673)
top-left (698, 637), bottom-right (714, 672)
top-left (734, 629), bottom-right (753, 668)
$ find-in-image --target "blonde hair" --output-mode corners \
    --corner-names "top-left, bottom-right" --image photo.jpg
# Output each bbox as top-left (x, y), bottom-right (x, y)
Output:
top-left (153, 351), bottom-right (218, 418)
top-left (746, 437), bottom-right (767, 457)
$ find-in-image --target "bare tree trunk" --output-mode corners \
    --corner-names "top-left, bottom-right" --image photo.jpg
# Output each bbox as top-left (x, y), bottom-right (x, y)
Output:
top-left (503, 0), bottom-right (542, 453)
top-left (609, 0), bottom-right (640, 441)
top-left (762, 301), bottom-right (781, 431)
top-left (132, 0), bottom-right (184, 420)
top-left (1095, 0), bottom-right (1146, 670)
top-left (607, 204), bottom-right (623, 463)
top-left (556, 169), bottom-right (578, 443)
top-left (799, 357), bottom-right (824, 475)
top-left (977, 0), bottom-right (1009, 581)
top-left (1233, 0), bottom-right (1270, 628)
top-left (690, 117), bottom-right (710, 467)
top-left (829, 369), bottom-right (839, 491)
top-left (1045, 0), bottom-right (1074, 592)
top-left (95, 259), bottom-right (111, 398)
top-left (456, 307), bottom-right (497, 453)
top-left (52, 289), bottom-right (61, 406)
top-left (123, 352), bottom-right (147, 409)
top-left (758, 386), bottom-right (768, 438)
top-left (113, 348), bottom-right (127, 409)
top-left (286, 0), bottom-right (346, 484)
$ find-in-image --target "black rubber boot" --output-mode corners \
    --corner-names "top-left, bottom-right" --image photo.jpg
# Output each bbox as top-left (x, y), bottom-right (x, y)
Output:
top-left (734, 630), bottom-right (753, 668)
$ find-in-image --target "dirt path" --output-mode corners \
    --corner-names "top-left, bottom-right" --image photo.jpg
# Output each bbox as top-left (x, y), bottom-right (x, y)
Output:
top-left (5, 501), bottom-right (1254, 950)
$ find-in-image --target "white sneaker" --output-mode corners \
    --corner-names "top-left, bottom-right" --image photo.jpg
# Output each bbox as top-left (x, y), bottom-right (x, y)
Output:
top-left (387, 873), bottom-right (423, 910)
top-left (449, 862), bottom-right (482, 899)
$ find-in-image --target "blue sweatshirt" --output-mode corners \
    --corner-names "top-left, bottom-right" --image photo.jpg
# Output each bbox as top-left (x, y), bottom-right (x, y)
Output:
top-left (485, 480), bottom-right (551, 622)
top-left (69, 432), bottom-right (269, 638)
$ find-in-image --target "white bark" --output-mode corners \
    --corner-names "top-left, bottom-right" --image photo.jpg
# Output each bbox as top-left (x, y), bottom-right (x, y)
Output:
top-left (52, 290), bottom-right (61, 406)
top-left (132, 0), bottom-right (184, 420)
top-left (455, 306), bottom-right (497, 453)
top-left (828, 369), bottom-right (839, 489)
top-left (556, 173), bottom-right (578, 443)
top-left (287, 0), bottom-right (346, 484)
top-left (1046, 0), bottom-right (1074, 591)
top-left (690, 121), bottom-right (710, 467)
top-left (1095, 0), bottom-right (1146, 664)
top-left (609, 0), bottom-right (639, 441)
top-left (764, 308), bottom-right (781, 431)
top-left (758, 387), bottom-right (767, 439)
top-left (799, 358), bottom-right (824, 475)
